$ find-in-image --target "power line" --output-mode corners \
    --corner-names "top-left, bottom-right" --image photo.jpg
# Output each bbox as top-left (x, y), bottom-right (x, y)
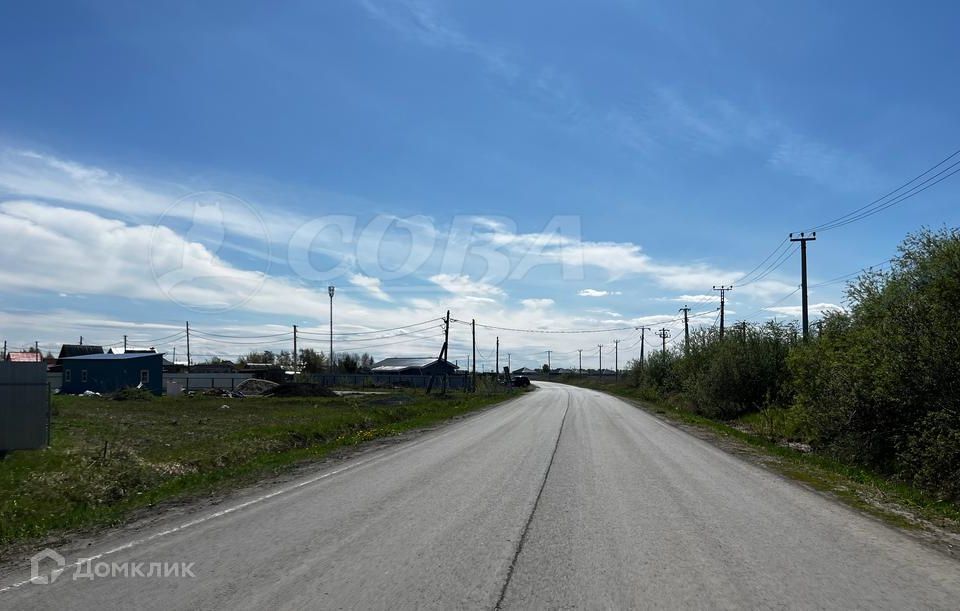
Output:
top-left (809, 148), bottom-right (960, 233)
top-left (735, 238), bottom-right (791, 285)
top-left (190, 329), bottom-right (293, 339)
top-left (453, 320), bottom-right (638, 334)
top-left (737, 244), bottom-right (799, 287)
top-left (297, 319), bottom-right (443, 337)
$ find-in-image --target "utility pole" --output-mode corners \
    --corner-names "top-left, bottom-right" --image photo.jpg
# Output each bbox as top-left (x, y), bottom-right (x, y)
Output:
top-left (657, 328), bottom-right (670, 353)
top-left (293, 325), bottom-right (298, 374)
top-left (713, 285), bottom-right (732, 339)
top-left (185, 321), bottom-right (191, 373)
top-left (79, 336), bottom-right (83, 345)
top-left (614, 339), bottom-right (620, 380)
top-left (439, 310), bottom-right (450, 361)
top-left (328, 285), bottom-right (336, 372)
top-left (471, 319), bottom-right (477, 391)
top-left (790, 232), bottom-right (817, 340)
top-left (638, 327), bottom-right (649, 373)
top-left (2, 340), bottom-right (6, 359)
top-left (495, 336), bottom-right (499, 383)
top-left (738, 321), bottom-right (747, 342)
top-left (507, 353), bottom-right (511, 373)
top-left (578, 349), bottom-right (582, 375)
top-left (679, 306), bottom-right (690, 355)
top-left (123, 335), bottom-right (128, 352)
top-left (598, 344), bottom-right (603, 376)
top-left (546, 350), bottom-right (552, 372)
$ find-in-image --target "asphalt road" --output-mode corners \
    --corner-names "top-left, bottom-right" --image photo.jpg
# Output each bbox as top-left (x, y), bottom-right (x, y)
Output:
top-left (3, 382), bottom-right (960, 609)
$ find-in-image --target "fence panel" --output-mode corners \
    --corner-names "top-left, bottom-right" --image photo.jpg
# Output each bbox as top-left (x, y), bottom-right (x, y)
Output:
top-left (0, 362), bottom-right (50, 451)
top-left (162, 373), bottom-right (253, 392)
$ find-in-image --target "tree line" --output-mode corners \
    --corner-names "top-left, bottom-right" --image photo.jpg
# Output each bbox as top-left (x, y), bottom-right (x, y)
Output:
top-left (208, 349), bottom-right (376, 373)
top-left (624, 227), bottom-right (960, 500)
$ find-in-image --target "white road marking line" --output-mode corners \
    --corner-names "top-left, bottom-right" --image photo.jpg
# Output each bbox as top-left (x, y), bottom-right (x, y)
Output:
top-left (0, 453), bottom-right (383, 594)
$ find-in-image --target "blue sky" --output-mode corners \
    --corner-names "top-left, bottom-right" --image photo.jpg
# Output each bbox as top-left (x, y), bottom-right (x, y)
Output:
top-left (0, 0), bottom-right (958, 368)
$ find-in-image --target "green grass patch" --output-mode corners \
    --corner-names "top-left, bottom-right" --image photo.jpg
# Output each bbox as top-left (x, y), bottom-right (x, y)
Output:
top-left (0, 388), bottom-right (515, 552)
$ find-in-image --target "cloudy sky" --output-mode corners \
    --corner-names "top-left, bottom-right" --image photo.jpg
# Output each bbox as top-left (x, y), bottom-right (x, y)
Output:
top-left (1, 1), bottom-right (958, 369)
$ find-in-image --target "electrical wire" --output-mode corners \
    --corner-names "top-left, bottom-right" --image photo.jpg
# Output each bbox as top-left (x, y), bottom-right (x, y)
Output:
top-left (808, 149), bottom-right (960, 233)
top-left (737, 244), bottom-right (799, 287)
top-left (191, 330), bottom-right (293, 339)
top-left (734, 238), bottom-right (791, 286)
top-left (297, 319), bottom-right (443, 337)
top-left (452, 319), bottom-right (639, 334)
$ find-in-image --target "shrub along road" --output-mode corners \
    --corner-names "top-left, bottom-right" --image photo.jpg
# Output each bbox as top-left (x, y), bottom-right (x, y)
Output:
top-left (3, 382), bottom-right (959, 609)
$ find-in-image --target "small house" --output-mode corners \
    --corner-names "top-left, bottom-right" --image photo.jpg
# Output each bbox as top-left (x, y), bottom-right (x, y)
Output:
top-left (5, 352), bottom-right (42, 363)
top-left (61, 353), bottom-right (164, 395)
top-left (370, 357), bottom-right (458, 376)
top-left (57, 344), bottom-right (104, 362)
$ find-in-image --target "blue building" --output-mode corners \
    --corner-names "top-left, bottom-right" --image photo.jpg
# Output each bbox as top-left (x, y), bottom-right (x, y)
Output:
top-left (61, 353), bottom-right (164, 395)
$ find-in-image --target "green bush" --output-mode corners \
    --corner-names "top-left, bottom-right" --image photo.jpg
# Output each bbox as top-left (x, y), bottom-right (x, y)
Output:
top-left (790, 227), bottom-right (960, 495)
top-left (900, 408), bottom-right (960, 500)
top-left (625, 227), bottom-right (960, 499)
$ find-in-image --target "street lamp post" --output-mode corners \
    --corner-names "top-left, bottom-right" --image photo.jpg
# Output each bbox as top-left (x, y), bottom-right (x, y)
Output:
top-left (328, 285), bottom-right (335, 373)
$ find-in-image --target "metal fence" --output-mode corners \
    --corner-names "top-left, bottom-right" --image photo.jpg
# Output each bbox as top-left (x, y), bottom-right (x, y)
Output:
top-left (0, 362), bottom-right (50, 451)
top-left (162, 373), bottom-right (253, 392)
top-left (308, 373), bottom-right (470, 390)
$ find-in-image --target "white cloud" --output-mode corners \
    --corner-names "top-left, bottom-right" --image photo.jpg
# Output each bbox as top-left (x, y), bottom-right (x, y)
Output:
top-left (0, 145), bottom-right (838, 368)
top-left (766, 303), bottom-right (843, 317)
top-left (520, 298), bottom-right (554, 309)
top-left (357, 0), bottom-right (517, 79)
top-left (664, 294), bottom-right (720, 303)
top-left (578, 289), bottom-right (622, 297)
top-left (349, 273), bottom-right (392, 301)
top-left (428, 273), bottom-right (505, 297)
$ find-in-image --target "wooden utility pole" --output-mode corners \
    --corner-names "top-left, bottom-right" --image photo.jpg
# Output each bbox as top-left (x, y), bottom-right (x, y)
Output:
top-left (471, 319), bottom-right (476, 391)
top-left (546, 350), bottom-right (551, 372)
top-left (713, 285), bottom-right (732, 339)
top-left (598, 344), bottom-right (603, 375)
top-left (185, 321), bottom-right (191, 373)
top-left (638, 327), bottom-right (649, 372)
top-left (328, 286), bottom-right (336, 373)
top-left (495, 336), bottom-right (499, 383)
top-left (790, 232), bottom-right (817, 340)
top-left (614, 339), bottom-right (620, 380)
top-left (438, 310), bottom-right (450, 361)
top-left (657, 328), bottom-right (670, 353)
top-left (578, 348), bottom-right (582, 374)
top-left (292, 325), bottom-right (298, 374)
top-left (123, 335), bottom-right (128, 352)
top-left (679, 306), bottom-right (690, 355)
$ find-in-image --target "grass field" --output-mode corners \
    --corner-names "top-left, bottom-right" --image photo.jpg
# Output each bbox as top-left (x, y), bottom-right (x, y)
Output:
top-left (0, 387), bottom-right (516, 553)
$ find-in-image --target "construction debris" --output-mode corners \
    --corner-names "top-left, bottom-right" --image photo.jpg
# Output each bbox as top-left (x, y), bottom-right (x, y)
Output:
top-left (236, 378), bottom-right (279, 396)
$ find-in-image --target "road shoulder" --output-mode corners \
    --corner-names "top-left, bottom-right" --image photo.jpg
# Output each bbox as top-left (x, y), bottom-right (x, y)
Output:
top-left (568, 382), bottom-right (960, 561)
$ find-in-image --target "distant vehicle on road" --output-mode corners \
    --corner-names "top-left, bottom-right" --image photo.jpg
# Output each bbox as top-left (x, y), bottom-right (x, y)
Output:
top-left (511, 376), bottom-right (530, 388)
